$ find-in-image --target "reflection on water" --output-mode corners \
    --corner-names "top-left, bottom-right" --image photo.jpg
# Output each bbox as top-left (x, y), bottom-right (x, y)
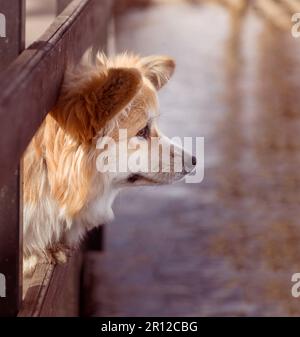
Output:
top-left (85, 2), bottom-right (300, 316)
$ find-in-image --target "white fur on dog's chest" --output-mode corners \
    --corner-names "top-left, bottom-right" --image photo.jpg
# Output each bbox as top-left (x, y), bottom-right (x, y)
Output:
top-left (76, 187), bottom-right (119, 229)
top-left (67, 185), bottom-right (119, 246)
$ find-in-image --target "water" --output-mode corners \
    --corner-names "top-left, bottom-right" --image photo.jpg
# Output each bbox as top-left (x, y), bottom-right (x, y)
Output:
top-left (85, 2), bottom-right (300, 316)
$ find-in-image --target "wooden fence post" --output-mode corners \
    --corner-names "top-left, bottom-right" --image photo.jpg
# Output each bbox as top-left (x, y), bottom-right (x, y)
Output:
top-left (0, 0), bottom-right (25, 316)
top-left (0, 167), bottom-right (23, 316)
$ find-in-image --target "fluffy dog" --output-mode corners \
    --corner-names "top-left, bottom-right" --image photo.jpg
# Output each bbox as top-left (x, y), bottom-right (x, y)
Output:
top-left (23, 53), bottom-right (196, 274)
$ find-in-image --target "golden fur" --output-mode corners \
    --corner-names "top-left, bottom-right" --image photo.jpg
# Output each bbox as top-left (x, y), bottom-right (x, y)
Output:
top-left (23, 53), bottom-right (193, 275)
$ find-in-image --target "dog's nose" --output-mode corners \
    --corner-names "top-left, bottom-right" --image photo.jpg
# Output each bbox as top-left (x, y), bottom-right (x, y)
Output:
top-left (192, 155), bottom-right (197, 166)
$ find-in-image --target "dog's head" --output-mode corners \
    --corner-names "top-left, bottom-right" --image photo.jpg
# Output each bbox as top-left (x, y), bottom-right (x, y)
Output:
top-left (51, 53), bottom-right (196, 191)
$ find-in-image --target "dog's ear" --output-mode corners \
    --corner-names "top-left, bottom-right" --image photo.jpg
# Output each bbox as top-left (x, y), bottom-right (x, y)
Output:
top-left (141, 55), bottom-right (175, 90)
top-left (51, 67), bottom-right (142, 142)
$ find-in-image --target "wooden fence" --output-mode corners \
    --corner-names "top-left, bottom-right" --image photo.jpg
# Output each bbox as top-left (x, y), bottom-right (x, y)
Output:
top-left (0, 0), bottom-right (113, 316)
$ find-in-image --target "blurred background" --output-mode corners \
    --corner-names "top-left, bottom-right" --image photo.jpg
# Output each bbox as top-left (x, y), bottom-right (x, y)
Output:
top-left (27, 0), bottom-right (300, 316)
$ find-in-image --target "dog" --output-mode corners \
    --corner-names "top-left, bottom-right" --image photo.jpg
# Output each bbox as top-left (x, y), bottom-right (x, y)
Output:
top-left (23, 53), bottom-right (196, 275)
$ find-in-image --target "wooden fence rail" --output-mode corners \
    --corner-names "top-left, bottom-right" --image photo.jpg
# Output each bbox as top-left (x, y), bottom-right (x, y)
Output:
top-left (0, 0), bottom-right (112, 316)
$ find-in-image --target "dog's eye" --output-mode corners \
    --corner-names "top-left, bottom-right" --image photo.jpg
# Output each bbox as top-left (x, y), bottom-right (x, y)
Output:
top-left (136, 125), bottom-right (150, 139)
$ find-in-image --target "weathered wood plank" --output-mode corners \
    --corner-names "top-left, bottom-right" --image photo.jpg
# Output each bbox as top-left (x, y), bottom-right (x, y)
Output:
top-left (19, 251), bottom-right (83, 317)
top-left (19, 263), bottom-right (54, 317)
top-left (0, 169), bottom-right (23, 316)
top-left (0, 0), bottom-right (25, 317)
top-left (0, 0), bottom-right (112, 190)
